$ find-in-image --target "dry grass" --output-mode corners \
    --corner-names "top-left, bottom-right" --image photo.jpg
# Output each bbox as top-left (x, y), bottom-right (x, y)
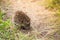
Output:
top-left (0, 0), bottom-right (60, 40)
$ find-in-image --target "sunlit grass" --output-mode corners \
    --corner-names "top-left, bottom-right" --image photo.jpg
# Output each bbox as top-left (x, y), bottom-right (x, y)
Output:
top-left (0, 10), bottom-right (35, 40)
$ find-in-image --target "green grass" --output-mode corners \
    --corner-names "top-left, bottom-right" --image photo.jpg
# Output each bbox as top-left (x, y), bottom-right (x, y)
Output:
top-left (0, 10), bottom-right (35, 40)
top-left (45, 0), bottom-right (60, 9)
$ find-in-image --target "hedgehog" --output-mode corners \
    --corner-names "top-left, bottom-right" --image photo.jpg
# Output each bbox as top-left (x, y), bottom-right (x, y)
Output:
top-left (14, 11), bottom-right (31, 31)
